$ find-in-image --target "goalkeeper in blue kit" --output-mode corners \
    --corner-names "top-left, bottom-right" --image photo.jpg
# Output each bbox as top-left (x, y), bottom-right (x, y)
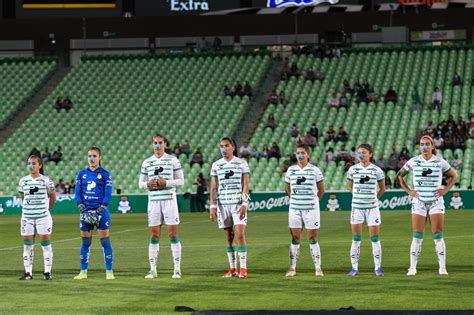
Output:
top-left (73, 147), bottom-right (114, 280)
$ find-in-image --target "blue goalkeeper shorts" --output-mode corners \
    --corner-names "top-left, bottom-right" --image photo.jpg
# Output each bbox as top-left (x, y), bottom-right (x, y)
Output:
top-left (80, 209), bottom-right (111, 231)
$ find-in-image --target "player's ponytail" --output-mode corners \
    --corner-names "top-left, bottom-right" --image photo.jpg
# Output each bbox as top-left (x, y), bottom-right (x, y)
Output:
top-left (358, 143), bottom-right (374, 163)
top-left (27, 155), bottom-right (45, 175)
top-left (221, 137), bottom-right (238, 157)
top-left (90, 146), bottom-right (102, 166)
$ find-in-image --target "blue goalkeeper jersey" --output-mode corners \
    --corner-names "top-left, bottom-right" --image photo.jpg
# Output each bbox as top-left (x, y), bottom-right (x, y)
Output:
top-left (75, 167), bottom-right (112, 210)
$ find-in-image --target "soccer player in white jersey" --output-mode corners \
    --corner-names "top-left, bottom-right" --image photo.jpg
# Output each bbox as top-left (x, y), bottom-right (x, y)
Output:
top-left (284, 144), bottom-right (325, 277)
top-left (210, 137), bottom-right (250, 279)
top-left (139, 134), bottom-right (185, 279)
top-left (346, 144), bottom-right (385, 277)
top-left (18, 155), bottom-right (56, 280)
top-left (397, 135), bottom-right (458, 276)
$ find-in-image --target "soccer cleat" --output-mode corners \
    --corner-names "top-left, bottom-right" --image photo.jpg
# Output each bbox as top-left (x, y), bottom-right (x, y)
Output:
top-left (222, 268), bottom-right (238, 278)
top-left (145, 271), bottom-right (157, 279)
top-left (43, 272), bottom-right (52, 280)
top-left (347, 268), bottom-right (359, 277)
top-left (238, 268), bottom-right (248, 279)
top-left (315, 267), bottom-right (324, 277)
top-left (439, 268), bottom-right (448, 276)
top-left (172, 270), bottom-right (182, 279)
top-left (406, 268), bottom-right (417, 276)
top-left (375, 268), bottom-right (384, 277)
top-left (285, 269), bottom-right (296, 277)
top-left (106, 271), bottom-right (115, 280)
top-left (73, 270), bottom-right (88, 280)
top-left (19, 272), bottom-right (33, 280)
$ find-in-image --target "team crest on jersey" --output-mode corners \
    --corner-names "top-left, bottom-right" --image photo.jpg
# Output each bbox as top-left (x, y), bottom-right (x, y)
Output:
top-left (97, 173), bottom-right (102, 180)
top-left (432, 161), bottom-right (439, 167)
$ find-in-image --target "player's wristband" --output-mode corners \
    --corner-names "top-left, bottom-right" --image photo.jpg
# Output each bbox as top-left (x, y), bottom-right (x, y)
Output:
top-left (210, 205), bottom-right (217, 209)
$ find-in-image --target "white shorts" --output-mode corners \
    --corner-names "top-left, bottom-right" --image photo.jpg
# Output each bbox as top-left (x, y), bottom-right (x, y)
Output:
top-left (350, 206), bottom-right (381, 226)
top-left (288, 209), bottom-right (320, 229)
top-left (20, 215), bottom-right (53, 236)
top-left (411, 198), bottom-right (445, 217)
top-left (217, 204), bottom-right (247, 229)
top-left (147, 196), bottom-right (180, 226)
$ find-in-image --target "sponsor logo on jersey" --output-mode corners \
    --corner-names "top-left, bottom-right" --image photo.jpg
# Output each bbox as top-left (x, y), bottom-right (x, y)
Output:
top-left (29, 186), bottom-right (39, 195)
top-left (296, 176), bottom-right (306, 185)
top-left (154, 167), bottom-right (164, 175)
top-left (224, 170), bottom-right (235, 179)
top-left (87, 181), bottom-right (97, 191)
top-left (359, 176), bottom-right (370, 184)
top-left (422, 168), bottom-right (433, 176)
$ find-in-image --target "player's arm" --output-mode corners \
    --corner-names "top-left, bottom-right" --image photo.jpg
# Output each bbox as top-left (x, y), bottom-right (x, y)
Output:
top-left (165, 170), bottom-right (185, 188)
top-left (347, 180), bottom-right (353, 192)
top-left (47, 180), bottom-right (57, 210)
top-left (209, 176), bottom-right (218, 222)
top-left (239, 174), bottom-right (250, 220)
top-left (377, 180), bottom-right (386, 199)
top-left (18, 180), bottom-right (24, 201)
top-left (317, 181), bottom-right (325, 200)
top-left (75, 172), bottom-right (85, 211)
top-left (100, 172), bottom-right (113, 210)
top-left (285, 183), bottom-right (291, 197)
top-left (397, 168), bottom-right (418, 198)
top-left (435, 168), bottom-right (458, 197)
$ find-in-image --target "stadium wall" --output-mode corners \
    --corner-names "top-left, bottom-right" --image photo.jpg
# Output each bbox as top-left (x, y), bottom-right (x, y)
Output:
top-left (0, 190), bottom-right (472, 215)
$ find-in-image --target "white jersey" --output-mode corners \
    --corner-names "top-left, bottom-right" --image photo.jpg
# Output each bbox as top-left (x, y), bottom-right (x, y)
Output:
top-left (347, 163), bottom-right (385, 210)
top-left (285, 163), bottom-right (324, 211)
top-left (140, 153), bottom-right (182, 202)
top-left (403, 154), bottom-right (451, 203)
top-left (18, 174), bottom-right (55, 219)
top-left (211, 156), bottom-right (250, 206)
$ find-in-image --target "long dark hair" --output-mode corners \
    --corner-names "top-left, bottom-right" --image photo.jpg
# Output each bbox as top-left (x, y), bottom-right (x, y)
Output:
top-left (357, 143), bottom-right (375, 163)
top-left (89, 146), bottom-right (102, 166)
top-left (221, 137), bottom-right (238, 157)
top-left (27, 155), bottom-right (44, 175)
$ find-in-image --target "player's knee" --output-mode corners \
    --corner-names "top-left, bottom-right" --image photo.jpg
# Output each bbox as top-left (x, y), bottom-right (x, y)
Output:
top-left (308, 236), bottom-right (317, 243)
top-left (150, 232), bottom-right (160, 239)
top-left (291, 235), bottom-right (301, 242)
top-left (168, 231), bottom-right (177, 239)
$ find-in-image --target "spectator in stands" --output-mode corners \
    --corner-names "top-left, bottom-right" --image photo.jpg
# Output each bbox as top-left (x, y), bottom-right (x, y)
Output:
top-left (328, 92), bottom-right (340, 108)
top-left (53, 97), bottom-right (63, 112)
top-left (213, 36), bottom-right (222, 51)
top-left (443, 130), bottom-right (454, 150)
top-left (190, 148), bottom-right (204, 167)
top-left (65, 182), bottom-right (71, 194)
top-left (385, 176), bottom-right (392, 190)
top-left (309, 124), bottom-right (319, 139)
top-left (452, 73), bottom-right (463, 86)
top-left (224, 85), bottom-right (232, 97)
top-left (305, 68), bottom-right (316, 82)
top-left (333, 47), bottom-right (342, 58)
top-left (234, 81), bottom-right (244, 97)
top-left (194, 173), bottom-right (207, 212)
top-left (197, 37), bottom-right (209, 52)
top-left (304, 132), bottom-right (316, 149)
top-left (181, 139), bottom-right (190, 157)
top-left (173, 143), bottom-right (182, 156)
top-left (375, 154), bottom-right (386, 171)
top-left (458, 116), bottom-right (468, 137)
top-left (324, 125), bottom-right (336, 144)
top-left (353, 80), bottom-right (362, 94)
top-left (41, 147), bottom-right (51, 163)
top-left (56, 179), bottom-right (66, 194)
top-left (454, 125), bottom-right (467, 150)
top-left (412, 86), bottom-right (421, 112)
top-left (434, 133), bottom-right (444, 149)
top-left (341, 80), bottom-right (353, 95)
top-left (400, 145), bottom-right (411, 160)
top-left (387, 152), bottom-right (399, 173)
top-left (344, 159), bottom-right (354, 172)
top-left (350, 147), bottom-right (357, 160)
top-left (432, 87), bottom-right (442, 111)
top-left (337, 127), bottom-right (349, 142)
top-left (70, 179), bottom-right (76, 194)
top-left (243, 81), bottom-right (253, 98)
top-left (315, 68), bottom-right (325, 82)
top-left (288, 62), bottom-right (300, 77)
top-left (324, 148), bottom-right (334, 162)
top-left (356, 88), bottom-right (368, 105)
top-left (164, 138), bottom-right (172, 154)
top-left (264, 114), bottom-right (277, 131)
top-left (268, 89), bottom-right (278, 105)
top-left (290, 124), bottom-right (299, 138)
top-left (399, 155), bottom-right (408, 170)
top-left (63, 96), bottom-right (73, 112)
top-left (280, 154), bottom-right (294, 175)
top-left (261, 144), bottom-right (269, 159)
top-left (269, 142), bottom-right (281, 159)
top-left (279, 91), bottom-right (287, 105)
top-left (250, 147), bottom-right (260, 159)
top-left (29, 147), bottom-right (41, 158)
top-left (384, 86), bottom-right (398, 104)
top-left (336, 145), bottom-right (351, 163)
top-left (363, 80), bottom-right (370, 92)
top-left (426, 120), bottom-right (436, 134)
top-left (452, 155), bottom-right (463, 171)
top-left (339, 94), bottom-right (349, 108)
top-left (367, 88), bottom-right (379, 103)
top-left (239, 142), bottom-right (251, 159)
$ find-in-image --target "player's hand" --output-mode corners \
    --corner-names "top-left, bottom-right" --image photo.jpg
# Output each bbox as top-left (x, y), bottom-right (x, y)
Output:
top-left (238, 205), bottom-right (247, 220)
top-left (407, 189), bottom-right (419, 198)
top-left (434, 188), bottom-right (448, 198)
top-left (78, 204), bottom-right (85, 212)
top-left (156, 177), bottom-right (167, 189)
top-left (210, 208), bottom-right (217, 222)
top-left (147, 179), bottom-right (159, 190)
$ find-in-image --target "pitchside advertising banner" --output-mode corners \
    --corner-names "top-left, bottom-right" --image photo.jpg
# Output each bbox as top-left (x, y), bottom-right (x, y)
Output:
top-left (0, 190), bottom-right (472, 215)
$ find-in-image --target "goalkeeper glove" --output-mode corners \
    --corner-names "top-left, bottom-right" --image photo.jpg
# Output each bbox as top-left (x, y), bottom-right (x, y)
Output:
top-left (82, 210), bottom-right (98, 226)
top-left (78, 204), bottom-right (85, 212)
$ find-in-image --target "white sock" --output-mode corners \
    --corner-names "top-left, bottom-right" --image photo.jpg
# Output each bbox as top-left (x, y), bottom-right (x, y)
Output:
top-left (226, 247), bottom-right (237, 269)
top-left (410, 237), bottom-right (423, 270)
top-left (171, 241), bottom-right (181, 271)
top-left (309, 242), bottom-right (321, 269)
top-left (289, 242), bottom-right (300, 271)
top-left (149, 243), bottom-right (159, 273)
top-left (23, 244), bottom-right (34, 274)
top-left (434, 238), bottom-right (446, 270)
top-left (41, 244), bottom-right (53, 273)
top-left (238, 247), bottom-right (247, 269)
top-left (371, 241), bottom-right (382, 270)
top-left (350, 240), bottom-right (361, 270)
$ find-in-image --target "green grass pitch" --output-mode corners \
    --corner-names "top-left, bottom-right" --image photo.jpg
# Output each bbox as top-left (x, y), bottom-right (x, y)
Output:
top-left (0, 210), bottom-right (473, 314)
